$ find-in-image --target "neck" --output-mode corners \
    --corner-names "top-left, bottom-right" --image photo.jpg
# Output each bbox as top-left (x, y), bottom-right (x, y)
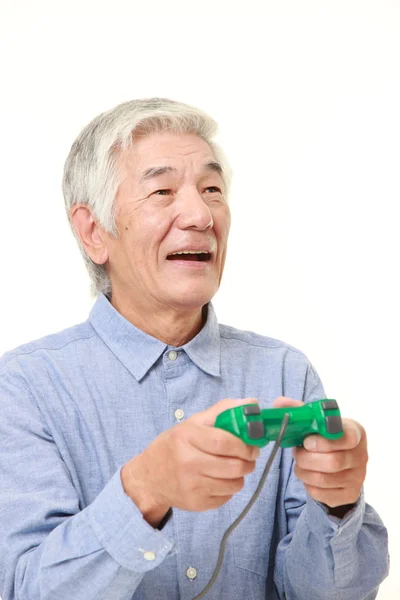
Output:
top-left (108, 292), bottom-right (207, 346)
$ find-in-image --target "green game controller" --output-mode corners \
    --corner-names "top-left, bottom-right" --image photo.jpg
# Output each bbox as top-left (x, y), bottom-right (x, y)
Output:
top-left (214, 399), bottom-right (344, 448)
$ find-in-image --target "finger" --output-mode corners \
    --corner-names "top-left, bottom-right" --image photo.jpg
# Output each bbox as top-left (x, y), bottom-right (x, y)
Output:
top-left (198, 398), bottom-right (259, 427)
top-left (203, 475), bottom-right (245, 496)
top-left (206, 496), bottom-right (234, 509)
top-left (302, 419), bottom-right (364, 453)
top-left (294, 465), bottom-right (366, 489)
top-left (273, 396), bottom-right (304, 409)
top-left (199, 454), bottom-right (257, 479)
top-left (303, 483), bottom-right (362, 507)
top-left (189, 424), bottom-right (261, 462)
top-left (292, 446), bottom-right (362, 473)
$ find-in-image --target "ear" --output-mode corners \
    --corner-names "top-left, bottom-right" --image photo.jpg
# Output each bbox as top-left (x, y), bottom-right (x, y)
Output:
top-left (70, 205), bottom-right (109, 265)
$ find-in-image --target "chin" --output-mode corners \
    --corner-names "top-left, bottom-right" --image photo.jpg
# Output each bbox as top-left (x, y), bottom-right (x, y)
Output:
top-left (166, 286), bottom-right (216, 312)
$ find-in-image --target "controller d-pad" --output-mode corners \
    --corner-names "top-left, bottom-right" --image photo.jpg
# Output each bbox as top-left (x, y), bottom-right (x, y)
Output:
top-left (322, 400), bottom-right (339, 411)
top-left (247, 421), bottom-right (265, 440)
top-left (325, 415), bottom-right (343, 434)
top-left (243, 405), bottom-right (261, 416)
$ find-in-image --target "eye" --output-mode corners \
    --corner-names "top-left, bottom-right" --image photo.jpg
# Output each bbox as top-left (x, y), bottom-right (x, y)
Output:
top-left (154, 189), bottom-right (172, 196)
top-left (153, 187), bottom-right (222, 196)
top-left (205, 186), bottom-right (222, 193)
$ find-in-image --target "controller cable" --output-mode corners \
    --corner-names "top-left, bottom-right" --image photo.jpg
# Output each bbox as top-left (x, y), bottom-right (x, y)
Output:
top-left (191, 412), bottom-right (290, 599)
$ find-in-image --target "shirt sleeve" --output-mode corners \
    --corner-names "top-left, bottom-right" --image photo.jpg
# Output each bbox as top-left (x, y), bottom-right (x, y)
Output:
top-left (0, 372), bottom-right (176, 600)
top-left (273, 362), bottom-right (389, 600)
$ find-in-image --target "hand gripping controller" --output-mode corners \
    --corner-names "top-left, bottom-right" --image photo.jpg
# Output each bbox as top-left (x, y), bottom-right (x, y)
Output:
top-left (214, 399), bottom-right (344, 448)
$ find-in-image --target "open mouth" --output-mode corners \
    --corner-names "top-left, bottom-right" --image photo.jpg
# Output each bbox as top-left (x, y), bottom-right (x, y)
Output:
top-left (166, 251), bottom-right (212, 262)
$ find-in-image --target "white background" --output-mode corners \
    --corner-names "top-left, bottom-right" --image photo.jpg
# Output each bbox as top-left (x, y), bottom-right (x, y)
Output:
top-left (0, 1), bottom-right (398, 597)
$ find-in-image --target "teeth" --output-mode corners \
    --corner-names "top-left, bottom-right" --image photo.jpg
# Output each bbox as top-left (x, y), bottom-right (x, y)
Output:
top-left (169, 250), bottom-right (209, 255)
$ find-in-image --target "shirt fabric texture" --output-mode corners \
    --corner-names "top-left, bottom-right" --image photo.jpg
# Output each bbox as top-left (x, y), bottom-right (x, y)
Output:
top-left (0, 294), bottom-right (389, 599)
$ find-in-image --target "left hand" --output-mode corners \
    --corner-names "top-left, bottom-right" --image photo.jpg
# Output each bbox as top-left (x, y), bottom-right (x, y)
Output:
top-left (274, 397), bottom-right (368, 511)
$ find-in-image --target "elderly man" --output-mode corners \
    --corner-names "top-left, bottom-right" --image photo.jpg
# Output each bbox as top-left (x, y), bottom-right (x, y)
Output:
top-left (0, 98), bottom-right (389, 600)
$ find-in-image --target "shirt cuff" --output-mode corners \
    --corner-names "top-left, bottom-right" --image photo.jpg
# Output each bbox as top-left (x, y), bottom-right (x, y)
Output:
top-left (305, 488), bottom-right (365, 543)
top-left (86, 465), bottom-right (176, 572)
top-left (157, 507), bottom-right (173, 530)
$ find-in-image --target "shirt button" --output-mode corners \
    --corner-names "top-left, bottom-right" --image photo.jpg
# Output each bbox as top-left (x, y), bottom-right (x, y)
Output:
top-left (174, 408), bottom-right (184, 420)
top-left (168, 350), bottom-right (178, 361)
top-left (143, 551), bottom-right (156, 561)
top-left (186, 566), bottom-right (197, 580)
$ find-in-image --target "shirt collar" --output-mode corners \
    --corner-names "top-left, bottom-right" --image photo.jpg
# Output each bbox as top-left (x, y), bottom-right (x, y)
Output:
top-left (183, 303), bottom-right (221, 377)
top-left (88, 294), bottom-right (221, 381)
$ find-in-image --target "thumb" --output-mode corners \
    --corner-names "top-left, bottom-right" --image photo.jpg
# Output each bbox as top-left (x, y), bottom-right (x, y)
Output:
top-left (273, 396), bottom-right (304, 409)
top-left (197, 398), bottom-right (259, 427)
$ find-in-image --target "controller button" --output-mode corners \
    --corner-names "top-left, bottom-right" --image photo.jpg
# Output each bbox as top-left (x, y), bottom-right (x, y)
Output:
top-left (322, 400), bottom-right (339, 411)
top-left (243, 405), bottom-right (261, 416)
top-left (247, 421), bottom-right (265, 440)
top-left (325, 415), bottom-right (343, 434)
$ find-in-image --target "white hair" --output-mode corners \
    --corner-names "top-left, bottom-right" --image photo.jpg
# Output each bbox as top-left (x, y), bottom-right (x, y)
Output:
top-left (62, 97), bottom-right (233, 297)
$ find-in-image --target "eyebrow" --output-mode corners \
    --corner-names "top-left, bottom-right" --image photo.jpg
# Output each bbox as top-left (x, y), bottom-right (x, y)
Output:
top-left (139, 161), bottom-right (223, 184)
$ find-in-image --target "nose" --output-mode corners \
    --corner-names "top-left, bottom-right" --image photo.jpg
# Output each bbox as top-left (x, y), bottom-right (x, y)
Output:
top-left (175, 186), bottom-right (214, 231)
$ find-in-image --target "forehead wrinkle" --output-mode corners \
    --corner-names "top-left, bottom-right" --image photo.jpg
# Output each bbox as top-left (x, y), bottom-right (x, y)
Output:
top-left (140, 165), bottom-right (177, 183)
top-left (139, 161), bottom-right (223, 185)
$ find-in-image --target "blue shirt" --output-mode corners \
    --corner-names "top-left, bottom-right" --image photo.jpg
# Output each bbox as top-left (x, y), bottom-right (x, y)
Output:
top-left (0, 294), bottom-right (389, 600)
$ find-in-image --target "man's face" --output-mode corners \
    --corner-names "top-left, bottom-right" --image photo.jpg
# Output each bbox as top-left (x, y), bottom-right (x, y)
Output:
top-left (102, 131), bottom-right (231, 311)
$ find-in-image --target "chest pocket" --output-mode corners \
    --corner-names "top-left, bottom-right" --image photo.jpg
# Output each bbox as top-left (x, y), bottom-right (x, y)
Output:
top-left (228, 464), bottom-right (281, 579)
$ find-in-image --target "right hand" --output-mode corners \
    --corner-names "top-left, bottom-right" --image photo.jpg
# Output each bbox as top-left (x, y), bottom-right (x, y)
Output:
top-left (121, 398), bottom-right (260, 522)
